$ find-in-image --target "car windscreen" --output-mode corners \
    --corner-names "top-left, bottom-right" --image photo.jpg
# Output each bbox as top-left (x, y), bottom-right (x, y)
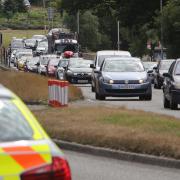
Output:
top-left (58, 60), bottom-right (69, 67)
top-left (18, 53), bottom-right (32, 59)
top-left (32, 35), bottom-right (44, 39)
top-left (174, 61), bottom-right (180, 75)
top-left (103, 60), bottom-right (144, 72)
top-left (11, 42), bottom-right (24, 48)
top-left (38, 42), bottom-right (48, 48)
top-left (49, 59), bottom-right (60, 66)
top-left (69, 60), bottom-right (92, 68)
top-left (27, 58), bottom-right (39, 65)
top-left (0, 99), bottom-right (33, 142)
top-left (26, 39), bottom-right (36, 43)
top-left (98, 55), bottom-right (129, 67)
top-left (55, 43), bottom-right (78, 53)
top-left (159, 61), bottom-right (173, 70)
top-left (40, 58), bottom-right (49, 65)
top-left (143, 62), bottom-right (156, 70)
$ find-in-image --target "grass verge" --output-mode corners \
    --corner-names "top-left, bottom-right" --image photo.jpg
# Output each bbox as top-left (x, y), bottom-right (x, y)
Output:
top-left (0, 70), bottom-right (83, 103)
top-left (33, 106), bottom-right (180, 159)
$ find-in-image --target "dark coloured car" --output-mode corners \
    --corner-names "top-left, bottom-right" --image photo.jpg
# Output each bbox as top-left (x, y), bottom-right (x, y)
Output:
top-left (65, 59), bottom-right (93, 83)
top-left (154, 59), bottom-right (175, 89)
top-left (163, 59), bottom-right (180, 110)
top-left (94, 57), bottom-right (152, 100)
top-left (25, 57), bottom-right (40, 73)
top-left (143, 61), bottom-right (157, 83)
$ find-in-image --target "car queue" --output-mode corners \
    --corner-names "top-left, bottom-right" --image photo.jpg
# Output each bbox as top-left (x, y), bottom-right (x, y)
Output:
top-left (8, 34), bottom-right (180, 109)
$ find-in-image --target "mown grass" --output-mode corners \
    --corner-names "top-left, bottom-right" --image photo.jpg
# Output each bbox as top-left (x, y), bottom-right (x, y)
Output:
top-left (0, 70), bottom-right (83, 103)
top-left (33, 107), bottom-right (180, 159)
top-left (1, 29), bottom-right (47, 48)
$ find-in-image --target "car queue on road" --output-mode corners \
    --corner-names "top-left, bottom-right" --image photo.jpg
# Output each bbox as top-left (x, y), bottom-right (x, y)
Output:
top-left (7, 33), bottom-right (180, 110)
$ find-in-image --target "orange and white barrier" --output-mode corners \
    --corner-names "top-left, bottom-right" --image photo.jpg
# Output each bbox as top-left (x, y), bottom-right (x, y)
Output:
top-left (48, 80), bottom-right (69, 107)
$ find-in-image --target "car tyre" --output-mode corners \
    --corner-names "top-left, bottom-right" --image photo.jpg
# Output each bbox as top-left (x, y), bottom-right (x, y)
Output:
top-left (170, 96), bottom-right (178, 110)
top-left (95, 92), bottom-right (105, 100)
top-left (144, 94), bottom-right (152, 101)
top-left (163, 95), bottom-right (170, 108)
top-left (91, 85), bottom-right (95, 92)
top-left (139, 96), bottom-right (145, 100)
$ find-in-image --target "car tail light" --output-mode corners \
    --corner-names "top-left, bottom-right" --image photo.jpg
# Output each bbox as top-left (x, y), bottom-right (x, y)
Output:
top-left (21, 157), bottom-right (71, 180)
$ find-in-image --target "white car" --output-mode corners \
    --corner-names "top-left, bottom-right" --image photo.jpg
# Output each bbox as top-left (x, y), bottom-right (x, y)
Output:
top-left (32, 35), bottom-right (47, 42)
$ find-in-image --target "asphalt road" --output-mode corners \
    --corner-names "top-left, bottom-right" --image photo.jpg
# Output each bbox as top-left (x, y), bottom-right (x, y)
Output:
top-left (65, 150), bottom-right (180, 180)
top-left (72, 84), bottom-right (180, 119)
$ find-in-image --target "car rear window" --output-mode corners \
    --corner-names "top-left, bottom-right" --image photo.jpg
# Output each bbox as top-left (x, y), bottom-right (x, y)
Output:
top-left (0, 99), bottom-right (33, 142)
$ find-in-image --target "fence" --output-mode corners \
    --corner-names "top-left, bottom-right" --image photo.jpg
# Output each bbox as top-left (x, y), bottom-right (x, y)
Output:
top-left (0, 47), bottom-right (9, 66)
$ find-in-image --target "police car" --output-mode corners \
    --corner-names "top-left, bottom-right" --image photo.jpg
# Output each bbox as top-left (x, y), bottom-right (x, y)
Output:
top-left (0, 85), bottom-right (71, 180)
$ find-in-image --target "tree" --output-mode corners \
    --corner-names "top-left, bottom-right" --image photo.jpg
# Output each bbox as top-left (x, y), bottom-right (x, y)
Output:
top-left (157, 0), bottom-right (180, 58)
top-left (3, 0), bottom-right (16, 20)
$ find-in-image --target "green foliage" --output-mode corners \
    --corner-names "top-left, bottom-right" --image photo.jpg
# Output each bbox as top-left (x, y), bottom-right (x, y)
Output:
top-left (63, 11), bottom-right (103, 51)
top-left (158, 0), bottom-right (180, 58)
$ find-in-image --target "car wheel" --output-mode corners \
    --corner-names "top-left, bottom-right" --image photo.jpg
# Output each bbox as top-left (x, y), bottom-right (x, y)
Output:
top-left (144, 94), bottom-right (152, 101)
top-left (170, 96), bottom-right (178, 110)
top-left (139, 96), bottom-right (144, 100)
top-left (95, 92), bottom-right (100, 100)
top-left (91, 85), bottom-right (95, 92)
top-left (95, 92), bottom-right (105, 100)
top-left (163, 95), bottom-right (170, 108)
top-left (156, 82), bottom-right (161, 89)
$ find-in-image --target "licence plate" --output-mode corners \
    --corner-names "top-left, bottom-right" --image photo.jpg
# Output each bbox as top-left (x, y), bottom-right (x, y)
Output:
top-left (118, 84), bottom-right (135, 89)
top-left (78, 80), bottom-right (88, 83)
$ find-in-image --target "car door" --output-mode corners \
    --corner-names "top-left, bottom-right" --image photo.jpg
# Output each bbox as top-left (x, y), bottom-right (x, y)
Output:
top-left (164, 61), bottom-right (176, 100)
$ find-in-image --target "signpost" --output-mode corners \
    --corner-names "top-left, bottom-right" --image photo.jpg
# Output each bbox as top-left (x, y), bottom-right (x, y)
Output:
top-left (48, 7), bottom-right (55, 29)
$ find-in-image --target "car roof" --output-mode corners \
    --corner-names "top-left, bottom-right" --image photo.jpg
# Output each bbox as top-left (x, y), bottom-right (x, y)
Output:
top-left (0, 85), bottom-right (13, 99)
top-left (97, 50), bottom-right (131, 56)
top-left (104, 57), bottom-right (141, 62)
top-left (159, 59), bottom-right (175, 63)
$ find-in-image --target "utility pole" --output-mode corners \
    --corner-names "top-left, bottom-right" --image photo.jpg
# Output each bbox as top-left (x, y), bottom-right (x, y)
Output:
top-left (77, 10), bottom-right (80, 41)
top-left (160, 0), bottom-right (163, 60)
top-left (117, 20), bottom-right (120, 50)
top-left (43, 0), bottom-right (47, 33)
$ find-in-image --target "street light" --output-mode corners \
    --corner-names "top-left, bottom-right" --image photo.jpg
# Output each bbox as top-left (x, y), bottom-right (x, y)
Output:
top-left (160, 0), bottom-right (163, 60)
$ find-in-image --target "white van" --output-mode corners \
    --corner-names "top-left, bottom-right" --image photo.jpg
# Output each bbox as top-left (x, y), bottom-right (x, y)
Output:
top-left (91, 50), bottom-right (131, 92)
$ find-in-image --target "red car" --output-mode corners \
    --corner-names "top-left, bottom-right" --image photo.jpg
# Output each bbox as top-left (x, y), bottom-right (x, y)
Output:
top-left (46, 58), bottom-right (60, 76)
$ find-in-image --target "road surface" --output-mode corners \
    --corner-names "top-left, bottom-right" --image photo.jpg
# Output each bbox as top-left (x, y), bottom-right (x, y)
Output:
top-left (65, 150), bottom-right (180, 180)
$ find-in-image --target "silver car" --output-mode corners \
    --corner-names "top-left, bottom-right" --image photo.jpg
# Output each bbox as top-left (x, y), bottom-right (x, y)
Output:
top-left (94, 57), bottom-right (152, 100)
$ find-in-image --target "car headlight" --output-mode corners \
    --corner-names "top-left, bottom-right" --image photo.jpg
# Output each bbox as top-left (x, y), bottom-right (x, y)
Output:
top-left (139, 79), bottom-right (148, 84)
top-left (103, 77), bottom-right (114, 84)
top-left (139, 79), bottom-right (144, 84)
top-left (67, 70), bottom-right (73, 74)
top-left (74, 73), bottom-right (78, 75)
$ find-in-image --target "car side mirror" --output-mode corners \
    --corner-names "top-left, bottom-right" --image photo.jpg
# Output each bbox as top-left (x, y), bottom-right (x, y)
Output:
top-left (153, 66), bottom-right (157, 70)
top-left (147, 70), bottom-right (153, 73)
top-left (163, 73), bottom-right (171, 78)
top-left (94, 69), bottom-right (101, 74)
top-left (90, 64), bottom-right (95, 69)
top-left (36, 62), bottom-right (40, 66)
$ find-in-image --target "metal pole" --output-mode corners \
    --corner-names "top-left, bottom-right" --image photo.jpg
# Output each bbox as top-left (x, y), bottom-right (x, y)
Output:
top-left (77, 10), bottom-right (80, 40)
top-left (160, 0), bottom-right (163, 60)
top-left (43, 0), bottom-right (47, 34)
top-left (117, 20), bottom-right (120, 50)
